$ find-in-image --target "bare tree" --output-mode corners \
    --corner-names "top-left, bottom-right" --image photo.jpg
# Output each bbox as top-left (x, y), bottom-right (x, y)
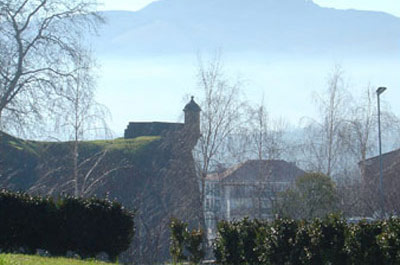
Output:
top-left (194, 51), bottom-right (247, 204)
top-left (244, 99), bottom-right (289, 218)
top-left (340, 86), bottom-right (377, 179)
top-left (248, 99), bottom-right (288, 161)
top-left (193, 51), bottom-right (248, 248)
top-left (300, 66), bottom-right (350, 178)
top-left (26, 53), bottom-right (119, 198)
top-left (0, 0), bottom-right (102, 134)
top-left (53, 53), bottom-right (111, 196)
top-left (340, 85), bottom-right (400, 215)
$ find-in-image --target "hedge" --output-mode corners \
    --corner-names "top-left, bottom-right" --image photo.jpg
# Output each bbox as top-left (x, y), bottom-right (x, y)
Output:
top-left (0, 189), bottom-right (134, 261)
top-left (213, 214), bottom-right (400, 265)
top-left (169, 218), bottom-right (205, 265)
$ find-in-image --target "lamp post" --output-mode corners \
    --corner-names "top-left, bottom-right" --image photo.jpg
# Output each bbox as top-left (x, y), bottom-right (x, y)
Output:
top-left (376, 86), bottom-right (386, 218)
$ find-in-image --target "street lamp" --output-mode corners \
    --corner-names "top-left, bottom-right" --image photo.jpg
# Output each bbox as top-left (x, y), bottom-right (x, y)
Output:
top-left (376, 86), bottom-right (386, 218)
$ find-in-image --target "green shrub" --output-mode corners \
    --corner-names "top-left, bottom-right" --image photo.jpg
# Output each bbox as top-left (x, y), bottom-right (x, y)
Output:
top-left (214, 220), bottom-right (243, 265)
top-left (262, 218), bottom-right (299, 265)
top-left (306, 214), bottom-right (348, 264)
top-left (253, 222), bottom-right (269, 265)
top-left (239, 218), bottom-right (264, 265)
top-left (294, 220), bottom-right (313, 265)
top-left (169, 218), bottom-right (188, 264)
top-left (0, 190), bottom-right (134, 261)
top-left (212, 215), bottom-right (400, 265)
top-left (345, 220), bottom-right (383, 265)
top-left (377, 218), bottom-right (400, 264)
top-left (186, 228), bottom-right (205, 265)
top-left (169, 218), bottom-right (205, 265)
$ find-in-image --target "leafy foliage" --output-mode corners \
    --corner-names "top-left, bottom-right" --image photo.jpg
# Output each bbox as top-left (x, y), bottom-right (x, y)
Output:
top-left (186, 229), bottom-right (205, 265)
top-left (275, 172), bottom-right (338, 220)
top-left (262, 218), bottom-right (299, 265)
top-left (377, 218), bottom-right (400, 264)
top-left (213, 214), bottom-right (400, 265)
top-left (0, 190), bottom-right (134, 261)
top-left (170, 218), bottom-right (188, 264)
top-left (214, 220), bottom-right (243, 265)
top-left (346, 220), bottom-right (383, 265)
top-left (305, 214), bottom-right (348, 264)
top-left (169, 218), bottom-right (205, 265)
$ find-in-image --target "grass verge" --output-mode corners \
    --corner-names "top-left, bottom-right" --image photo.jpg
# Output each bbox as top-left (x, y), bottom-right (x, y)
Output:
top-left (0, 254), bottom-right (117, 265)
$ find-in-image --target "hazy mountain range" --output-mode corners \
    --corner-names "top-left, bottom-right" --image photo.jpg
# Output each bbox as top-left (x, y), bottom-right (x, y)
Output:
top-left (94, 0), bottom-right (400, 57)
top-left (90, 0), bottom-right (400, 136)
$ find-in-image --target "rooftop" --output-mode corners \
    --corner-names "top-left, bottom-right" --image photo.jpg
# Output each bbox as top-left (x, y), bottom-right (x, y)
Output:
top-left (206, 160), bottom-right (305, 183)
top-left (183, 96), bottom-right (201, 112)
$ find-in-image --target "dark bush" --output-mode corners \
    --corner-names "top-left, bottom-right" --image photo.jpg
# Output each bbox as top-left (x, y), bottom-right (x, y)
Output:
top-left (294, 220), bottom-right (313, 265)
top-left (0, 189), bottom-right (134, 260)
top-left (239, 218), bottom-right (265, 265)
top-left (169, 217), bottom-right (188, 264)
top-left (377, 218), bottom-right (400, 264)
top-left (213, 215), bottom-right (400, 265)
top-left (214, 220), bottom-right (243, 265)
top-left (262, 218), bottom-right (299, 265)
top-left (186, 228), bottom-right (205, 265)
top-left (346, 220), bottom-right (383, 265)
top-left (307, 214), bottom-right (348, 264)
top-left (169, 218), bottom-right (205, 265)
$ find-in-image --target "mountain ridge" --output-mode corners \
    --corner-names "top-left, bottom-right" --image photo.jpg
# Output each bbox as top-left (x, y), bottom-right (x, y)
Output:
top-left (93, 0), bottom-right (400, 57)
top-left (90, 0), bottom-right (400, 135)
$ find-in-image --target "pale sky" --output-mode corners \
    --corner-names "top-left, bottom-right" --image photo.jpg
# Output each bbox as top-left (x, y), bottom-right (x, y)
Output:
top-left (99, 0), bottom-right (400, 17)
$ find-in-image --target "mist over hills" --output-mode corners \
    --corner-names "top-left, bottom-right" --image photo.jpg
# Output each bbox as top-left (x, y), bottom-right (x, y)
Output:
top-left (91, 0), bottom-right (400, 136)
top-left (94, 0), bottom-right (400, 57)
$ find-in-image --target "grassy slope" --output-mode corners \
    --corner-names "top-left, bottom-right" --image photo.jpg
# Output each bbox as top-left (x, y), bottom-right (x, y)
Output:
top-left (86, 136), bottom-right (160, 154)
top-left (0, 254), bottom-right (116, 265)
top-left (0, 131), bottom-right (161, 190)
top-left (1, 130), bottom-right (160, 157)
top-left (0, 132), bottom-right (39, 155)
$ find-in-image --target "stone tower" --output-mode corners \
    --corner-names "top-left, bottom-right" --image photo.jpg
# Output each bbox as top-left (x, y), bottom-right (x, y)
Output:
top-left (183, 96), bottom-right (201, 145)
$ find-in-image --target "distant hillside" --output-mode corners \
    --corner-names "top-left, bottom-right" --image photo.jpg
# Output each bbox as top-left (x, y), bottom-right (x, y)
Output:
top-left (0, 131), bottom-right (201, 263)
top-left (94, 0), bottom-right (400, 57)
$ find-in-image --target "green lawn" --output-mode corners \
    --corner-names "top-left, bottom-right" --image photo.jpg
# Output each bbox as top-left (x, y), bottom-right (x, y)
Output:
top-left (88, 136), bottom-right (160, 152)
top-left (0, 254), bottom-right (117, 265)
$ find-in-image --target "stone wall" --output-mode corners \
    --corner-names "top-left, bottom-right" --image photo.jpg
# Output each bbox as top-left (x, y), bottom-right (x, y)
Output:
top-left (124, 122), bottom-right (184, 139)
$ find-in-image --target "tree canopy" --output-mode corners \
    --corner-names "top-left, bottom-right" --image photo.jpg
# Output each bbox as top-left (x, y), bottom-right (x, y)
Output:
top-left (275, 172), bottom-right (338, 219)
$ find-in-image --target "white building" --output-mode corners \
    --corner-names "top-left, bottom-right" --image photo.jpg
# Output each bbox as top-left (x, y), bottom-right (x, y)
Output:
top-left (204, 160), bottom-right (305, 242)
